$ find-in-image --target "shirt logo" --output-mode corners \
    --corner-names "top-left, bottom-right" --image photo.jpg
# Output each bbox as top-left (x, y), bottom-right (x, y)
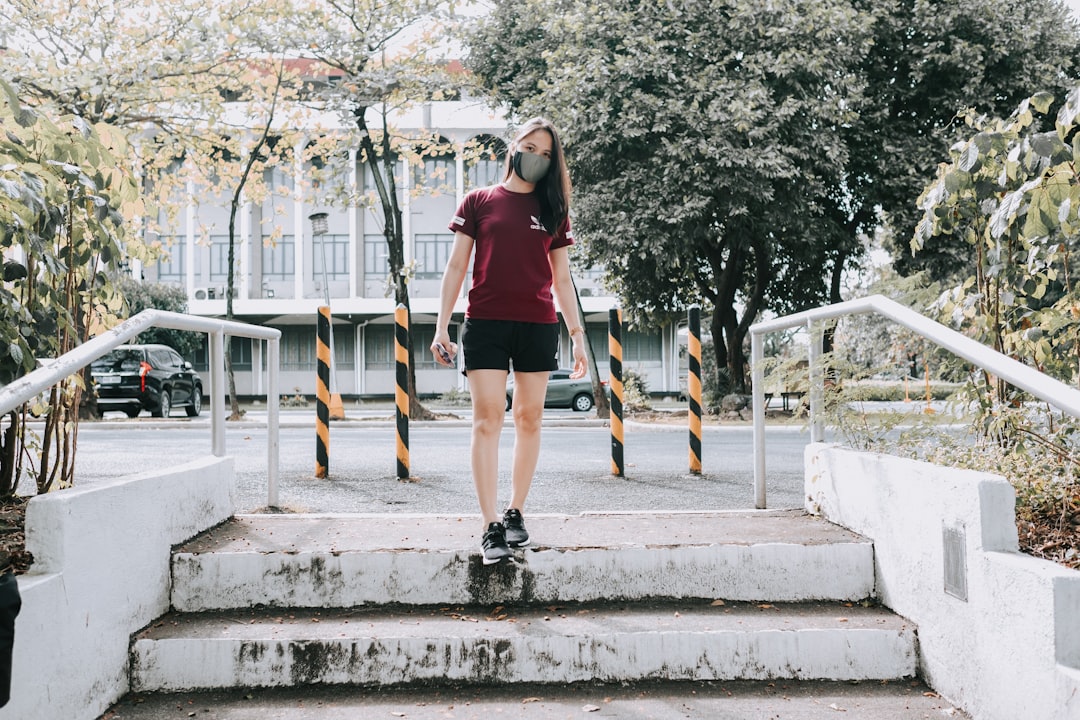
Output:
top-left (451, 215), bottom-right (465, 227)
top-left (529, 215), bottom-right (545, 231)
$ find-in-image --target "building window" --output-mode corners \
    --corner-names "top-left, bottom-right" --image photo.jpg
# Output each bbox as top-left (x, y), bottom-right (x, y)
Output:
top-left (364, 234), bottom-right (389, 279)
top-left (364, 324), bottom-right (394, 369)
top-left (624, 331), bottom-right (663, 362)
top-left (209, 235), bottom-right (232, 281)
top-left (267, 164), bottom-right (294, 194)
top-left (156, 236), bottom-right (185, 279)
top-left (189, 335), bottom-right (252, 371)
top-left (280, 326), bottom-right (316, 371)
top-left (262, 235), bottom-right (295, 280)
top-left (467, 157), bottom-right (503, 189)
top-left (363, 160), bottom-right (400, 191)
top-left (334, 328), bottom-right (355, 370)
top-left (584, 327), bottom-right (662, 364)
top-left (416, 155), bottom-right (456, 194)
top-left (414, 234), bottom-right (453, 279)
top-left (466, 136), bottom-right (507, 189)
top-left (311, 234), bottom-right (349, 281)
top-left (229, 336), bottom-right (252, 371)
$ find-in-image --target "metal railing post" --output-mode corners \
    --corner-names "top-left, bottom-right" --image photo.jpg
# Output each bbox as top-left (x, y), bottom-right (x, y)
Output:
top-left (0, 309), bottom-right (282, 506)
top-left (751, 330), bottom-right (767, 509)
top-left (267, 337), bottom-right (280, 508)
top-left (807, 319), bottom-right (825, 444)
top-left (210, 329), bottom-right (226, 457)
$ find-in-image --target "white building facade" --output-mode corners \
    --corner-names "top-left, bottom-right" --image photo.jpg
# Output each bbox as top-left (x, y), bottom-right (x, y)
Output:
top-left (142, 101), bottom-right (683, 400)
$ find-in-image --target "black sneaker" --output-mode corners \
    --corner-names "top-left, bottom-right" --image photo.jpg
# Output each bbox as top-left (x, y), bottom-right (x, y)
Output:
top-left (481, 522), bottom-right (512, 565)
top-left (503, 508), bottom-right (530, 548)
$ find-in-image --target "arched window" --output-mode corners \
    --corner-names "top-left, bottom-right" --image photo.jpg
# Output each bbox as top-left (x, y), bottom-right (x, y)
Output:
top-left (465, 135), bottom-right (507, 189)
top-left (414, 135), bottom-right (456, 195)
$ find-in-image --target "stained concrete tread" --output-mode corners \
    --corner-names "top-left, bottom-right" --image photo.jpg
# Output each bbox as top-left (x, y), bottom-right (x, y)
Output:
top-left (178, 509), bottom-right (868, 554)
top-left (137, 601), bottom-right (906, 643)
top-left (101, 679), bottom-right (970, 719)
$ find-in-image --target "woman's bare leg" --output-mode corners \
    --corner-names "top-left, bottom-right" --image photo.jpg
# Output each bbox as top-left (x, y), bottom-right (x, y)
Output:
top-left (508, 370), bottom-right (550, 512)
top-left (468, 369), bottom-right (509, 525)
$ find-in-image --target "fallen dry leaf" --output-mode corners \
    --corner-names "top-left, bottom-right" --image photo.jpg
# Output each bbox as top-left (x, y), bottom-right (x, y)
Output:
top-left (710, 599), bottom-right (726, 606)
top-left (522, 697), bottom-right (541, 703)
top-left (582, 704), bottom-right (601, 712)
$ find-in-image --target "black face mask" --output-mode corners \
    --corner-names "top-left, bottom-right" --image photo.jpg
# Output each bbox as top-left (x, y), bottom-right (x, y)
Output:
top-left (512, 151), bottom-right (551, 183)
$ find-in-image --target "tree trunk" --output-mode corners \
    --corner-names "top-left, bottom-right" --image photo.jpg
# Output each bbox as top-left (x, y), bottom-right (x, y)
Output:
top-left (822, 240), bottom-right (850, 355)
top-left (730, 234), bottom-right (771, 394)
top-left (0, 413), bottom-right (17, 498)
top-left (354, 106), bottom-right (433, 420)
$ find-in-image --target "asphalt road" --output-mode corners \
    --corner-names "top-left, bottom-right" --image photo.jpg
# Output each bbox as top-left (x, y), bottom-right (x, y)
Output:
top-left (66, 411), bottom-right (813, 514)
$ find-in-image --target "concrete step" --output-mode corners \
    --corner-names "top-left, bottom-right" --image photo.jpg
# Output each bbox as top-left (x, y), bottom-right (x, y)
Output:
top-left (171, 510), bottom-right (875, 609)
top-left (130, 601), bottom-right (916, 692)
top-left (105, 678), bottom-right (970, 719)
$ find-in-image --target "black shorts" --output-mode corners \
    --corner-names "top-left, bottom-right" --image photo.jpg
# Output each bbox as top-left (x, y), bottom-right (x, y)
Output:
top-left (461, 319), bottom-right (559, 374)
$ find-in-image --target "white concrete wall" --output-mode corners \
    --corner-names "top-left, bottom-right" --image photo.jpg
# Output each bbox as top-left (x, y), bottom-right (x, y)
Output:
top-left (0, 456), bottom-right (235, 720)
top-left (806, 443), bottom-right (1080, 720)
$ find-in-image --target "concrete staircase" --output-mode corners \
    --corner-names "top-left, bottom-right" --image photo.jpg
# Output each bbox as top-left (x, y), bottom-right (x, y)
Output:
top-left (128, 510), bottom-right (921, 694)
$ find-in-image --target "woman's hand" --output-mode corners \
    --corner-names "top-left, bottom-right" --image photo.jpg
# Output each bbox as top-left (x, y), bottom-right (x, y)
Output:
top-left (431, 332), bottom-right (457, 367)
top-left (569, 336), bottom-right (588, 379)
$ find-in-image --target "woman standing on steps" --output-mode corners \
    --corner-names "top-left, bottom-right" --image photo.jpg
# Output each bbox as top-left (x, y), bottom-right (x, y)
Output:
top-left (431, 117), bottom-right (588, 565)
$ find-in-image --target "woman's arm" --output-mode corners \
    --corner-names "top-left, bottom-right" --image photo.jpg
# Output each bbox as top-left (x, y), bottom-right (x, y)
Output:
top-left (549, 246), bottom-right (588, 379)
top-left (432, 230), bottom-right (474, 365)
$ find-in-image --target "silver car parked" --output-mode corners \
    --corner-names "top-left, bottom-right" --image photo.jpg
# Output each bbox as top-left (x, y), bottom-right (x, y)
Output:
top-left (506, 369), bottom-right (595, 412)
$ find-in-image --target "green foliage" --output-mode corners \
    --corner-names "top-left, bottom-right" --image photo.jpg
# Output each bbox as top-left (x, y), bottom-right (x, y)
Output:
top-left (280, 388), bottom-right (309, 408)
top-left (469, 0), bottom-right (873, 388)
top-left (696, 340), bottom-right (731, 409)
top-left (0, 76), bottom-right (138, 495)
top-left (116, 279), bottom-right (201, 357)
top-left (851, 0), bottom-right (1080, 280)
top-left (465, 0), bottom-right (1079, 391)
top-left (621, 369), bottom-right (651, 412)
top-left (915, 86), bottom-right (1080, 390)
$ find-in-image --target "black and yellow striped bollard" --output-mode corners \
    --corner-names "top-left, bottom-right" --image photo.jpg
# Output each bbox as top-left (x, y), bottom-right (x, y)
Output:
top-left (315, 305), bottom-right (331, 478)
top-left (394, 303), bottom-right (410, 479)
top-left (609, 308), bottom-right (624, 477)
top-left (688, 305), bottom-right (703, 474)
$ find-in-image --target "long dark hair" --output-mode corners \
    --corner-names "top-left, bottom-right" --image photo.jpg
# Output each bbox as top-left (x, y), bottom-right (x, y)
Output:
top-left (504, 117), bottom-right (572, 235)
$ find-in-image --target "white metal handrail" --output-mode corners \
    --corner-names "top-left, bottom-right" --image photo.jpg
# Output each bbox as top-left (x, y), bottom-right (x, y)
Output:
top-left (750, 294), bottom-right (1080, 509)
top-left (0, 310), bottom-right (283, 507)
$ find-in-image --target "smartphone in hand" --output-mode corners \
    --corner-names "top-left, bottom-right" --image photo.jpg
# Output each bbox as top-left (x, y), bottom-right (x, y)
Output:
top-left (435, 343), bottom-right (453, 364)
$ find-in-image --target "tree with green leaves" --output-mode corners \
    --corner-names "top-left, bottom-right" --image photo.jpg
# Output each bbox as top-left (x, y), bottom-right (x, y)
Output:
top-left (844, 0), bottom-right (1080, 286)
top-left (465, 0), bottom-right (870, 389)
top-left (914, 88), bottom-right (1080, 391)
top-left (0, 78), bottom-right (140, 495)
top-left (464, 0), bottom-right (1080, 389)
top-left (3, 0), bottom-right (319, 418)
top-left (273, 0), bottom-right (458, 417)
top-left (115, 279), bottom-right (201, 358)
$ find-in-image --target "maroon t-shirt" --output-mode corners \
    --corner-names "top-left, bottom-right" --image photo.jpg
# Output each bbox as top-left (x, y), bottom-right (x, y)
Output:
top-left (448, 184), bottom-right (574, 323)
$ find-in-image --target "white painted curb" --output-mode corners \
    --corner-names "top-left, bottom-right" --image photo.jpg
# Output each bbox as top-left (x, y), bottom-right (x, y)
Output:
top-left (807, 443), bottom-right (1080, 720)
top-left (0, 457), bottom-right (235, 720)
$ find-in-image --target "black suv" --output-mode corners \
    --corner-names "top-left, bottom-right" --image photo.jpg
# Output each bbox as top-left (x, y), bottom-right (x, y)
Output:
top-left (90, 344), bottom-right (202, 418)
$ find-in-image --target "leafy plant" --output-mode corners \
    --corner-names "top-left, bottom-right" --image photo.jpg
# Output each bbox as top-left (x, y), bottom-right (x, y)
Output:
top-left (621, 369), bottom-right (651, 413)
top-left (438, 387), bottom-right (471, 407)
top-left (0, 78), bottom-right (139, 495)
